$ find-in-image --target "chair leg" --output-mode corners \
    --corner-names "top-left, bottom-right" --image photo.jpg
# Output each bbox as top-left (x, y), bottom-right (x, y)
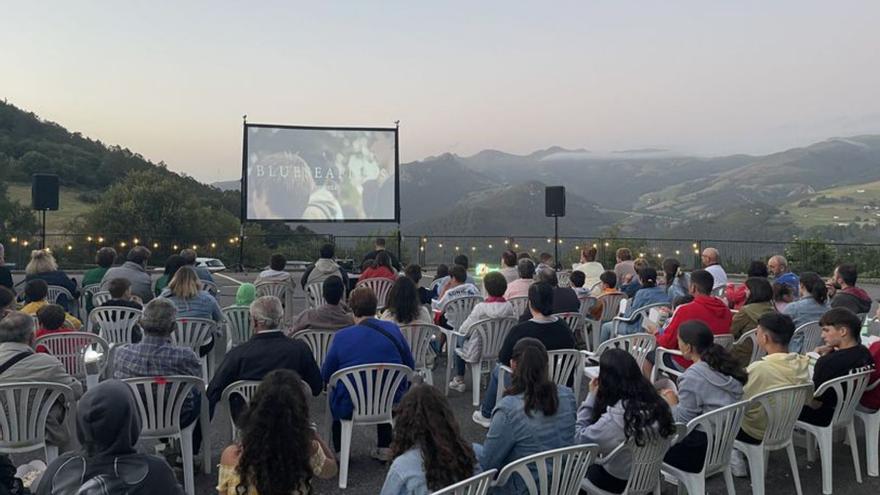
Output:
top-left (200, 398), bottom-right (211, 474)
top-left (806, 432), bottom-right (816, 462)
top-left (338, 421), bottom-right (353, 489)
top-left (45, 445), bottom-right (58, 464)
top-left (746, 448), bottom-right (765, 495)
top-left (786, 443), bottom-right (803, 495)
top-left (180, 432), bottom-right (195, 495)
top-left (471, 363), bottom-right (481, 407)
top-left (817, 429), bottom-right (833, 494)
top-left (423, 367), bottom-right (433, 386)
top-left (847, 423), bottom-right (863, 484)
top-left (723, 467), bottom-right (736, 495)
top-left (863, 414), bottom-right (880, 477)
top-left (444, 344), bottom-right (453, 396)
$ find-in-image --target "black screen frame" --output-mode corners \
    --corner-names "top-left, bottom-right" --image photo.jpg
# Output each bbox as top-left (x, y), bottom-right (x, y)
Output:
top-left (240, 122), bottom-right (400, 223)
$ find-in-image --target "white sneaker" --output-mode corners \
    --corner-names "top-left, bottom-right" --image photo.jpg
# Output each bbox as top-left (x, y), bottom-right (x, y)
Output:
top-left (472, 410), bottom-right (491, 428)
top-left (730, 449), bottom-right (748, 478)
top-left (448, 377), bottom-right (466, 393)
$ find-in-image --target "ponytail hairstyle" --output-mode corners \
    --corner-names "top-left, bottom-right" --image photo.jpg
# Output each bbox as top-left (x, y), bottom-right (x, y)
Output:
top-left (799, 272), bottom-right (828, 305)
top-left (640, 267), bottom-right (658, 289)
top-left (662, 258), bottom-right (681, 288)
top-left (505, 338), bottom-right (558, 417)
top-left (678, 320), bottom-right (748, 385)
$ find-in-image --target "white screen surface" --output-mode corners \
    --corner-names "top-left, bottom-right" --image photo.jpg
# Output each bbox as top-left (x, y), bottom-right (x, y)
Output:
top-left (244, 125), bottom-right (397, 221)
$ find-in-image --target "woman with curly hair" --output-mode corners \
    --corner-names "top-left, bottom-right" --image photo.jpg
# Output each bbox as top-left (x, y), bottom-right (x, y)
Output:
top-left (576, 348), bottom-right (676, 494)
top-left (218, 369), bottom-right (337, 495)
top-left (380, 385), bottom-right (477, 494)
top-left (380, 276), bottom-right (431, 325)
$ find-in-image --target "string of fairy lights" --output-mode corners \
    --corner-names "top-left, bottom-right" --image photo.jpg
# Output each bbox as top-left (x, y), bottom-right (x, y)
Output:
top-left (4, 235), bottom-right (241, 253)
top-left (415, 237), bottom-right (702, 258)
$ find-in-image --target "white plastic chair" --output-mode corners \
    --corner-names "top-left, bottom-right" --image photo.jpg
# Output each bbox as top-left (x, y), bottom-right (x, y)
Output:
top-left (305, 281), bottom-right (326, 309)
top-left (855, 379), bottom-right (880, 477)
top-left (172, 318), bottom-right (217, 383)
top-left (650, 348), bottom-right (685, 383)
top-left (587, 333), bottom-right (656, 370)
top-left (578, 296), bottom-right (598, 319)
top-left (88, 306), bottom-right (142, 345)
top-left (200, 280), bottom-right (218, 297)
top-left (608, 303), bottom-right (671, 339)
top-left (399, 323), bottom-right (438, 386)
top-left (795, 370), bottom-right (873, 494)
top-left (432, 469), bottom-right (498, 495)
top-left (92, 290), bottom-right (112, 307)
top-left (293, 329), bottom-right (336, 370)
top-left (793, 321), bottom-right (822, 354)
top-left (509, 296), bottom-right (529, 317)
top-left (221, 306), bottom-right (253, 350)
top-left (327, 363), bottom-right (413, 488)
top-left (582, 428), bottom-right (680, 495)
top-left (553, 312), bottom-right (584, 347)
top-left (47, 285), bottom-right (78, 317)
top-left (123, 376), bottom-right (210, 495)
top-left (733, 383), bottom-right (813, 495)
top-left (714, 333), bottom-right (735, 350)
top-left (584, 293), bottom-right (626, 351)
top-left (499, 349), bottom-right (583, 405)
top-left (662, 401), bottom-right (750, 495)
top-left (441, 295), bottom-right (483, 333)
top-left (81, 283), bottom-right (102, 311)
top-left (355, 277), bottom-right (395, 310)
top-left (733, 328), bottom-right (766, 364)
top-left (0, 382), bottom-right (74, 463)
top-left (557, 270), bottom-right (573, 289)
top-left (444, 317), bottom-right (516, 405)
top-left (255, 282), bottom-right (292, 323)
top-left (34, 332), bottom-right (110, 381)
top-left (220, 380), bottom-right (260, 442)
top-left (494, 444), bottom-right (599, 495)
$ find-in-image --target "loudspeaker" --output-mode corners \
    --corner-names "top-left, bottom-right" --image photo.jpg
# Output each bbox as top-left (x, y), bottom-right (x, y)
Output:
top-left (32, 174), bottom-right (59, 211)
top-left (545, 186), bottom-right (565, 217)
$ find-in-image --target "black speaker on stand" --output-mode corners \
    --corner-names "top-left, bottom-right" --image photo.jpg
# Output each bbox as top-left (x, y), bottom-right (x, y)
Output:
top-left (545, 186), bottom-right (566, 268)
top-left (32, 174), bottom-right (59, 250)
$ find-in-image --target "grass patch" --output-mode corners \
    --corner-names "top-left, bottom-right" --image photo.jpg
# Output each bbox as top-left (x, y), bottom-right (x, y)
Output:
top-left (6, 182), bottom-right (94, 232)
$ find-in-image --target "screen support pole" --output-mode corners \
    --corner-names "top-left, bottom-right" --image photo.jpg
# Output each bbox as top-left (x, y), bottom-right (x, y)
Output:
top-left (395, 120), bottom-right (402, 264)
top-left (237, 114), bottom-right (248, 273)
top-left (237, 223), bottom-right (245, 273)
top-left (554, 216), bottom-right (559, 269)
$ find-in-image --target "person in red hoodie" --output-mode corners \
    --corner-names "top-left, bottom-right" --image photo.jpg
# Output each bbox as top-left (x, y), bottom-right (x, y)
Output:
top-left (34, 304), bottom-right (76, 353)
top-left (358, 251), bottom-right (397, 281)
top-left (645, 269), bottom-right (733, 374)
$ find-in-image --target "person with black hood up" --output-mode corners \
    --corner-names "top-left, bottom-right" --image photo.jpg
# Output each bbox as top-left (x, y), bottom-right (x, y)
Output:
top-left (36, 379), bottom-right (183, 495)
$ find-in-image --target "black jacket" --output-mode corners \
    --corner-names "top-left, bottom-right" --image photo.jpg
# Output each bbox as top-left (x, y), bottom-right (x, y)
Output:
top-left (518, 287), bottom-right (581, 322)
top-left (0, 267), bottom-right (11, 290)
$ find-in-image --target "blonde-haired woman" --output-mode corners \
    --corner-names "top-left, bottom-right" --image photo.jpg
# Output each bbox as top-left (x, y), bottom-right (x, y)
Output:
top-left (159, 265), bottom-right (222, 356)
top-left (24, 249), bottom-right (79, 312)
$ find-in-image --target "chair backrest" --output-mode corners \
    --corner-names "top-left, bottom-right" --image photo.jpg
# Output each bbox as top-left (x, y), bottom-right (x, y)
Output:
top-left (578, 296), bottom-right (598, 318)
top-left (711, 286), bottom-right (727, 298)
top-left (122, 376), bottom-right (203, 437)
top-left (328, 363), bottom-right (413, 423)
top-left (494, 444), bottom-right (599, 495)
top-left (0, 382), bottom-right (72, 452)
top-left (553, 312), bottom-right (583, 341)
top-left (470, 318), bottom-right (518, 362)
top-left (200, 280), bottom-right (218, 297)
top-left (686, 400), bottom-right (750, 476)
top-left (714, 333), bottom-right (735, 350)
top-left (793, 321), bottom-right (822, 354)
top-left (442, 296), bottom-right (484, 332)
top-left (621, 430), bottom-right (676, 494)
top-left (432, 469), bottom-right (498, 495)
top-left (598, 293), bottom-right (626, 322)
top-left (221, 379), bottom-right (260, 437)
top-left (172, 318), bottom-right (216, 351)
top-left (734, 328), bottom-right (766, 364)
top-left (34, 332), bottom-right (110, 379)
top-left (81, 283), bottom-right (102, 305)
top-left (509, 296), bottom-right (530, 316)
top-left (222, 306), bottom-right (253, 349)
top-left (92, 291), bottom-right (112, 307)
top-left (815, 369), bottom-right (873, 429)
top-left (547, 349), bottom-right (582, 391)
top-left (749, 383), bottom-right (813, 449)
top-left (305, 281), bottom-right (326, 309)
top-left (293, 329), bottom-right (336, 369)
top-left (355, 278), bottom-right (395, 310)
top-left (399, 323), bottom-right (438, 371)
top-left (255, 282), bottom-right (288, 301)
top-left (557, 271), bottom-right (572, 289)
top-left (88, 306), bottom-right (143, 345)
top-left (46, 285), bottom-right (74, 306)
top-left (594, 333), bottom-right (656, 368)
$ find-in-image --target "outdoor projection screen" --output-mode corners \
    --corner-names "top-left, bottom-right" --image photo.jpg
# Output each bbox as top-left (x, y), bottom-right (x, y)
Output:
top-left (242, 124), bottom-right (399, 222)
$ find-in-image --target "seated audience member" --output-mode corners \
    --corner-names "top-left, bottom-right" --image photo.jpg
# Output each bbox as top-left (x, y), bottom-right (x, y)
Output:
top-left (725, 261), bottom-right (769, 310)
top-left (0, 312), bottom-right (83, 451)
top-left (536, 252), bottom-right (555, 272)
top-left (112, 298), bottom-right (203, 457)
top-left (517, 252), bottom-right (532, 261)
top-left (160, 266), bottom-right (222, 356)
top-left (570, 270), bottom-right (590, 298)
top-left (503, 258), bottom-right (535, 300)
top-left (862, 328), bottom-right (880, 411)
top-left (233, 283), bottom-right (256, 308)
top-left (362, 238), bottom-right (402, 271)
top-left (449, 272), bottom-right (515, 393)
top-left (701, 247), bottom-right (728, 289)
top-left (784, 272), bottom-right (830, 353)
top-left (613, 248), bottom-right (636, 289)
top-left (499, 250), bottom-right (519, 284)
top-left (773, 282), bottom-right (795, 313)
top-left (619, 258), bottom-right (649, 298)
top-left (799, 308), bottom-right (874, 427)
top-left (381, 276), bottom-right (432, 325)
top-left (829, 263), bottom-right (872, 314)
top-left (36, 380), bottom-right (183, 495)
top-left (474, 339), bottom-right (576, 494)
top-left (589, 271), bottom-right (624, 321)
top-left (219, 369), bottom-right (336, 495)
top-left (290, 276), bottom-right (354, 333)
top-left (24, 249), bottom-right (79, 312)
top-left (768, 255), bottom-right (799, 296)
top-left (517, 268), bottom-right (580, 322)
top-left (729, 277), bottom-right (776, 367)
top-left (404, 264), bottom-right (432, 305)
top-left (576, 349), bottom-right (675, 493)
top-left (0, 244), bottom-right (11, 290)
top-left (428, 264), bottom-right (450, 298)
top-left (434, 255), bottom-right (478, 294)
top-left (663, 258), bottom-right (690, 302)
top-left (154, 254), bottom-right (186, 297)
top-left (301, 243), bottom-right (349, 290)
top-left (433, 265), bottom-right (480, 311)
top-left (102, 277), bottom-right (144, 310)
top-left (0, 286), bottom-right (15, 319)
top-left (82, 246), bottom-right (116, 312)
top-left (360, 251), bottom-right (397, 281)
top-left (254, 253), bottom-right (297, 310)
top-left (572, 247), bottom-right (604, 291)
top-left (180, 248), bottom-right (214, 283)
top-left (35, 304), bottom-right (78, 353)
top-left (20, 279), bottom-right (82, 329)
top-left (209, 296), bottom-right (323, 422)
top-left (662, 321), bottom-right (746, 473)
top-left (101, 246), bottom-right (154, 303)
top-left (474, 282), bottom-right (576, 426)
top-left (381, 385), bottom-right (477, 495)
top-left (646, 269), bottom-right (732, 372)
top-left (321, 287), bottom-right (415, 460)
top-left (600, 267), bottom-right (669, 341)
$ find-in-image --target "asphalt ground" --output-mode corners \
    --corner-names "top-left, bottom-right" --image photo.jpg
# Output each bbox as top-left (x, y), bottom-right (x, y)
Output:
top-left (9, 271), bottom-right (880, 494)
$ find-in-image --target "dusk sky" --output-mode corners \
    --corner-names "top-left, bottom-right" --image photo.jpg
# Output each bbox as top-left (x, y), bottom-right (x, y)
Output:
top-left (4, 1), bottom-right (880, 182)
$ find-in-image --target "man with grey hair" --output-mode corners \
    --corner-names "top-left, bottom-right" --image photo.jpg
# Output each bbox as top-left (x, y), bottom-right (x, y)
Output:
top-left (100, 246), bottom-right (154, 303)
top-left (180, 248), bottom-right (214, 284)
top-left (0, 243), bottom-right (12, 289)
top-left (768, 254), bottom-right (800, 296)
top-left (516, 267), bottom-right (580, 321)
top-left (207, 295), bottom-right (322, 422)
top-left (0, 311), bottom-right (82, 450)
top-left (701, 247), bottom-right (728, 289)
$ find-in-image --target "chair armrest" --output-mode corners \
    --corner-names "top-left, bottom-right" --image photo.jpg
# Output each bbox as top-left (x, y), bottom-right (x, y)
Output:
top-left (440, 328), bottom-right (467, 339)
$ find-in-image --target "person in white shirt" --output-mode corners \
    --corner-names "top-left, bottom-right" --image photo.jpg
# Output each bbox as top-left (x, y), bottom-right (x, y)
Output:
top-left (432, 265), bottom-right (480, 312)
top-left (572, 247), bottom-right (604, 292)
top-left (701, 247), bottom-right (728, 289)
top-left (499, 250), bottom-right (519, 284)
